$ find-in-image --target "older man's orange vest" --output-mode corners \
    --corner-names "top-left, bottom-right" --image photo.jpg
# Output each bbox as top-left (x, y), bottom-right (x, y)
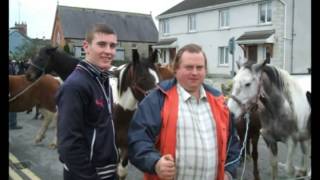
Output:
top-left (144, 85), bottom-right (230, 180)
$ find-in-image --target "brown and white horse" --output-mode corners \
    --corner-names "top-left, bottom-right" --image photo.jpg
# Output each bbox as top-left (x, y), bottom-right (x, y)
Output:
top-left (25, 46), bottom-right (172, 179)
top-left (9, 74), bottom-right (62, 148)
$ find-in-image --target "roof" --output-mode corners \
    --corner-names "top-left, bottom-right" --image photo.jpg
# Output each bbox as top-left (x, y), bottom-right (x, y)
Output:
top-left (152, 38), bottom-right (177, 49)
top-left (56, 5), bottom-right (158, 43)
top-left (154, 38), bottom-right (177, 46)
top-left (9, 29), bottom-right (32, 54)
top-left (159, 0), bottom-right (241, 16)
top-left (236, 30), bottom-right (275, 44)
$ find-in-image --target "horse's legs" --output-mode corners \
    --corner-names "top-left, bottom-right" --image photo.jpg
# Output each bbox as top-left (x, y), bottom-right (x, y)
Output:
top-left (285, 138), bottom-right (296, 177)
top-left (34, 109), bottom-right (53, 144)
top-left (261, 133), bottom-right (278, 180)
top-left (251, 130), bottom-right (260, 180)
top-left (246, 136), bottom-right (251, 157)
top-left (117, 148), bottom-right (128, 180)
top-left (48, 112), bottom-right (58, 149)
top-left (236, 119), bottom-right (246, 163)
top-left (270, 143), bottom-right (278, 180)
top-left (295, 140), bottom-right (310, 177)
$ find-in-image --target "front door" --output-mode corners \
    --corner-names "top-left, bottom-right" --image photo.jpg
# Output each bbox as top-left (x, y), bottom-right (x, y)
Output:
top-left (247, 45), bottom-right (257, 63)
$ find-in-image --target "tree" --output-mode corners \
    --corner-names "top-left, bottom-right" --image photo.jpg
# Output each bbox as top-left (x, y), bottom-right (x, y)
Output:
top-left (63, 43), bottom-right (71, 54)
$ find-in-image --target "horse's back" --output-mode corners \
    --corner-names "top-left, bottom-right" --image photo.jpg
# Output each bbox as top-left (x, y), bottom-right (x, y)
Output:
top-left (9, 75), bottom-right (60, 112)
top-left (285, 74), bottom-right (311, 132)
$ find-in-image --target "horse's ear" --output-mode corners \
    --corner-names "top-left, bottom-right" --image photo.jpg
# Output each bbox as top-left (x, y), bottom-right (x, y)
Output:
top-left (236, 56), bottom-right (245, 70)
top-left (132, 50), bottom-right (140, 65)
top-left (253, 59), bottom-right (268, 72)
top-left (150, 49), bottom-right (158, 64)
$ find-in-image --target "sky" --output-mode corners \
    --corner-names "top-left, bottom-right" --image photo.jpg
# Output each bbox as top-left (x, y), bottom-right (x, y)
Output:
top-left (9, 0), bottom-right (184, 39)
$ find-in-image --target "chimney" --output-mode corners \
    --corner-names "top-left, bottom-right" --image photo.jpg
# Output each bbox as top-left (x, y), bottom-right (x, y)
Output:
top-left (14, 22), bottom-right (27, 36)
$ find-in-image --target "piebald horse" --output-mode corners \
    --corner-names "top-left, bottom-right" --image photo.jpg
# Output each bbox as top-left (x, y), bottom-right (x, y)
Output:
top-left (227, 59), bottom-right (311, 179)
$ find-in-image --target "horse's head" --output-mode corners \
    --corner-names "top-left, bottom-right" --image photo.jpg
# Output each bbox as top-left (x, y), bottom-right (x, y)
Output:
top-left (115, 50), bottom-right (160, 110)
top-left (25, 46), bottom-right (58, 81)
top-left (155, 63), bottom-right (174, 81)
top-left (227, 59), bottom-right (268, 119)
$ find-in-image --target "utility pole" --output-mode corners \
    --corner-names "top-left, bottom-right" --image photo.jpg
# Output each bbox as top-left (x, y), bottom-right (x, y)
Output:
top-left (228, 37), bottom-right (235, 77)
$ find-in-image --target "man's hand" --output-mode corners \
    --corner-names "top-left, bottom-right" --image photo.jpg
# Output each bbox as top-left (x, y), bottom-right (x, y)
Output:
top-left (155, 154), bottom-right (176, 180)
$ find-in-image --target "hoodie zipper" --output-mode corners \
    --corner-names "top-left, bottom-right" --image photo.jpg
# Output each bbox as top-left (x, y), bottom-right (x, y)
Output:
top-left (96, 77), bottom-right (119, 161)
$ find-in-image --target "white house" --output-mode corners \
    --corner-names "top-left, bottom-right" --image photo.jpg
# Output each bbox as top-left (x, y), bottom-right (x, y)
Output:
top-left (154, 0), bottom-right (311, 77)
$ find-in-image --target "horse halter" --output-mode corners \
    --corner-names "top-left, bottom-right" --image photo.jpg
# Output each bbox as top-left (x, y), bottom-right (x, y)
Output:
top-left (127, 66), bottom-right (153, 100)
top-left (29, 61), bottom-right (46, 75)
top-left (230, 74), bottom-right (263, 117)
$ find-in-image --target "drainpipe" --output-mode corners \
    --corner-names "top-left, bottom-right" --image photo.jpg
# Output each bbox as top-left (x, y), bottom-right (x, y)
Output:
top-left (290, 0), bottom-right (295, 73)
top-left (279, 0), bottom-right (287, 70)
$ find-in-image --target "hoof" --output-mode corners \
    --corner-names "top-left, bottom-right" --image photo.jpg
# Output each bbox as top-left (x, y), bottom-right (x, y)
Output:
top-left (34, 135), bottom-right (45, 144)
top-left (48, 143), bottom-right (57, 149)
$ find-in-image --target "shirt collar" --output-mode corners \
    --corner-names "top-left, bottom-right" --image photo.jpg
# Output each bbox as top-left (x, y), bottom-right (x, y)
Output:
top-left (177, 83), bottom-right (207, 102)
top-left (78, 60), bottom-right (113, 82)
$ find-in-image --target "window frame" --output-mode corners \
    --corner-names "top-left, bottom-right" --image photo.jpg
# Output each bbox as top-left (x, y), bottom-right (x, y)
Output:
top-left (259, 1), bottom-right (272, 24)
top-left (219, 9), bottom-right (230, 28)
top-left (188, 14), bottom-right (197, 32)
top-left (162, 19), bottom-right (170, 35)
top-left (218, 46), bottom-right (229, 66)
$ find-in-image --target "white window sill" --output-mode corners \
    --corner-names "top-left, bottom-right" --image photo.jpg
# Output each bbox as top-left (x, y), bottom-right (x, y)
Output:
top-left (219, 27), bottom-right (230, 30)
top-left (188, 30), bottom-right (197, 33)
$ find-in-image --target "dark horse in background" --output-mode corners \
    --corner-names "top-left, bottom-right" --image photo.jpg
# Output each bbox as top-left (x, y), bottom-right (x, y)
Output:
top-left (25, 46), bottom-right (173, 179)
top-left (227, 59), bottom-right (311, 180)
top-left (221, 81), bottom-right (261, 180)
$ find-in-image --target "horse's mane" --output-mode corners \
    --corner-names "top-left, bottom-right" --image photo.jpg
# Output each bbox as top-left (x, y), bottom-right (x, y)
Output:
top-left (261, 65), bottom-right (295, 109)
top-left (262, 65), bottom-right (287, 92)
top-left (52, 48), bottom-right (80, 65)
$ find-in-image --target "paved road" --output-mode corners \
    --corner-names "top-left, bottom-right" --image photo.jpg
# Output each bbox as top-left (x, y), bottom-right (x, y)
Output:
top-left (9, 77), bottom-right (311, 179)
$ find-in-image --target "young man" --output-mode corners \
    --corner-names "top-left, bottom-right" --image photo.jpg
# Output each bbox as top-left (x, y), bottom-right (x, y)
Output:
top-left (56, 24), bottom-right (118, 180)
top-left (128, 44), bottom-right (241, 180)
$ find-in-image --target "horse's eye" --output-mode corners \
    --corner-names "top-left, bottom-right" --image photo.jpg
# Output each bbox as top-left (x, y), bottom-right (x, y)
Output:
top-left (245, 83), bottom-right (251, 87)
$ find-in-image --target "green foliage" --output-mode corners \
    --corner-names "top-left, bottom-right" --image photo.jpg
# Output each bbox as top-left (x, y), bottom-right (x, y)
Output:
top-left (63, 44), bottom-right (71, 54)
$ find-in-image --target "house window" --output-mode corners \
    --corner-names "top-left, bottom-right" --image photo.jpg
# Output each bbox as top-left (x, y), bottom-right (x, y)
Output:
top-left (218, 47), bottom-right (229, 65)
top-left (259, 1), bottom-right (272, 24)
top-left (161, 19), bottom-right (169, 34)
top-left (219, 9), bottom-right (229, 28)
top-left (188, 14), bottom-right (196, 32)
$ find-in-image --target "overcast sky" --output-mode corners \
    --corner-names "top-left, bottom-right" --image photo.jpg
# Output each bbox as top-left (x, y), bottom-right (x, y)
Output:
top-left (9, 0), bottom-right (184, 39)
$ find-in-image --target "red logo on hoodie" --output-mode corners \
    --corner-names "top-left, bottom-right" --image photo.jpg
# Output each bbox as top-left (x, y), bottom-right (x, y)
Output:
top-left (95, 99), bottom-right (105, 108)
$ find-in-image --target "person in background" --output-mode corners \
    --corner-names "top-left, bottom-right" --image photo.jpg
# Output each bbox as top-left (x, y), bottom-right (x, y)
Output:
top-left (9, 59), bottom-right (23, 130)
top-left (56, 24), bottom-right (118, 180)
top-left (128, 43), bottom-right (241, 180)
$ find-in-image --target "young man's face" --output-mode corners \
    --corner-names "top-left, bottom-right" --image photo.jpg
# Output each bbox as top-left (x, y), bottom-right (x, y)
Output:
top-left (175, 51), bottom-right (207, 93)
top-left (83, 32), bottom-right (118, 71)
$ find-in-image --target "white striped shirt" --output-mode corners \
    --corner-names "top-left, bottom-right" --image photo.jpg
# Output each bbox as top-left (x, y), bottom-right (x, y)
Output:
top-left (175, 83), bottom-right (218, 180)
